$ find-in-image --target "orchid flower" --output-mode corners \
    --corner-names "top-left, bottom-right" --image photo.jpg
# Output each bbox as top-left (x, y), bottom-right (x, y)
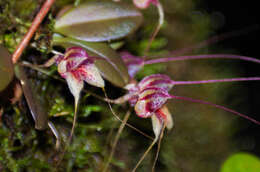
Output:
top-left (56, 47), bottom-right (104, 102)
top-left (54, 47), bottom-right (105, 152)
top-left (103, 48), bottom-right (260, 171)
top-left (109, 72), bottom-right (260, 171)
top-left (131, 74), bottom-right (174, 135)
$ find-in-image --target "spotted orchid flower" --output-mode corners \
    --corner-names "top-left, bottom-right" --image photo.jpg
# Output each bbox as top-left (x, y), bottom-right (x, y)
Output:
top-left (124, 74), bottom-right (174, 172)
top-left (52, 47), bottom-right (106, 158)
top-left (119, 74), bottom-right (175, 140)
top-left (134, 74), bottom-right (174, 138)
top-left (56, 47), bottom-right (104, 103)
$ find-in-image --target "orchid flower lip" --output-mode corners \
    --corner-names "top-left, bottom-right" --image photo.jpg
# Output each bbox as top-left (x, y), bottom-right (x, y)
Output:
top-left (155, 109), bottom-right (166, 124)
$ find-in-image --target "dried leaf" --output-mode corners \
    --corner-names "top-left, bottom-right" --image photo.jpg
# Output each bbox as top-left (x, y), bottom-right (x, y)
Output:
top-left (0, 45), bottom-right (14, 91)
top-left (55, 1), bottom-right (143, 42)
top-left (14, 65), bottom-right (48, 130)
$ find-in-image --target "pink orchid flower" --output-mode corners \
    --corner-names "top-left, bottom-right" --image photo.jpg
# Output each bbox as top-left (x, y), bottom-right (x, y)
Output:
top-left (54, 47), bottom-right (106, 157)
top-left (122, 74), bottom-right (175, 139)
top-left (56, 47), bottom-right (104, 103)
top-left (134, 74), bottom-right (174, 135)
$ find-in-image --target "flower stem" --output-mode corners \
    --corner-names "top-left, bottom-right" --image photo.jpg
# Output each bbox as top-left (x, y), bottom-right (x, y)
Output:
top-left (143, 2), bottom-right (164, 57)
top-left (102, 88), bottom-right (153, 140)
top-left (102, 111), bottom-right (131, 172)
top-left (12, 0), bottom-right (56, 64)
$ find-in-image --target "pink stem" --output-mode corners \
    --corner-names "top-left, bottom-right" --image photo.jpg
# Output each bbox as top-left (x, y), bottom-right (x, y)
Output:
top-left (170, 95), bottom-right (260, 125)
top-left (173, 77), bottom-right (260, 85)
top-left (12, 0), bottom-right (55, 64)
top-left (144, 54), bottom-right (260, 65)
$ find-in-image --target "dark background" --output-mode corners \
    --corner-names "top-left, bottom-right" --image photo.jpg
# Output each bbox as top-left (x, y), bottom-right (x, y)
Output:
top-left (205, 0), bottom-right (260, 156)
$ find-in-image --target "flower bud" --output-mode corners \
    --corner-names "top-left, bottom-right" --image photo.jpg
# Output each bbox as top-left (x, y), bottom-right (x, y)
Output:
top-left (133, 0), bottom-right (158, 9)
top-left (120, 52), bottom-right (144, 78)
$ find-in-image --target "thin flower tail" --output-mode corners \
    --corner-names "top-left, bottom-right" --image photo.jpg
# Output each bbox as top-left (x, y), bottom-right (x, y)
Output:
top-left (56, 73), bottom-right (83, 166)
top-left (170, 95), bottom-right (260, 125)
top-left (102, 111), bottom-right (131, 172)
top-left (132, 105), bottom-right (169, 172)
top-left (144, 54), bottom-right (260, 65)
top-left (151, 105), bottom-right (173, 172)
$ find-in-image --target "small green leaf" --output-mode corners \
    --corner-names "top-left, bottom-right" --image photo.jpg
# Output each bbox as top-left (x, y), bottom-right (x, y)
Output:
top-left (54, 1), bottom-right (143, 42)
top-left (14, 65), bottom-right (48, 130)
top-left (53, 35), bottom-right (129, 87)
top-left (0, 45), bottom-right (14, 91)
top-left (221, 152), bottom-right (260, 172)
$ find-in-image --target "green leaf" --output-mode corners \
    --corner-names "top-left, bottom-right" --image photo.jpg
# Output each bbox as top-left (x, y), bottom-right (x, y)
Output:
top-left (14, 65), bottom-right (48, 130)
top-left (54, 1), bottom-right (143, 42)
top-left (0, 45), bottom-right (14, 91)
top-left (53, 35), bottom-right (129, 87)
top-left (221, 152), bottom-right (260, 172)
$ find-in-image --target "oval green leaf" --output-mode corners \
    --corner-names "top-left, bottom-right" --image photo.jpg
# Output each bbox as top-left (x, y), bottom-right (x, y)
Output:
top-left (53, 35), bottom-right (129, 87)
top-left (0, 45), bottom-right (14, 91)
top-left (14, 65), bottom-right (48, 130)
top-left (54, 1), bottom-right (143, 42)
top-left (221, 152), bottom-right (260, 172)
